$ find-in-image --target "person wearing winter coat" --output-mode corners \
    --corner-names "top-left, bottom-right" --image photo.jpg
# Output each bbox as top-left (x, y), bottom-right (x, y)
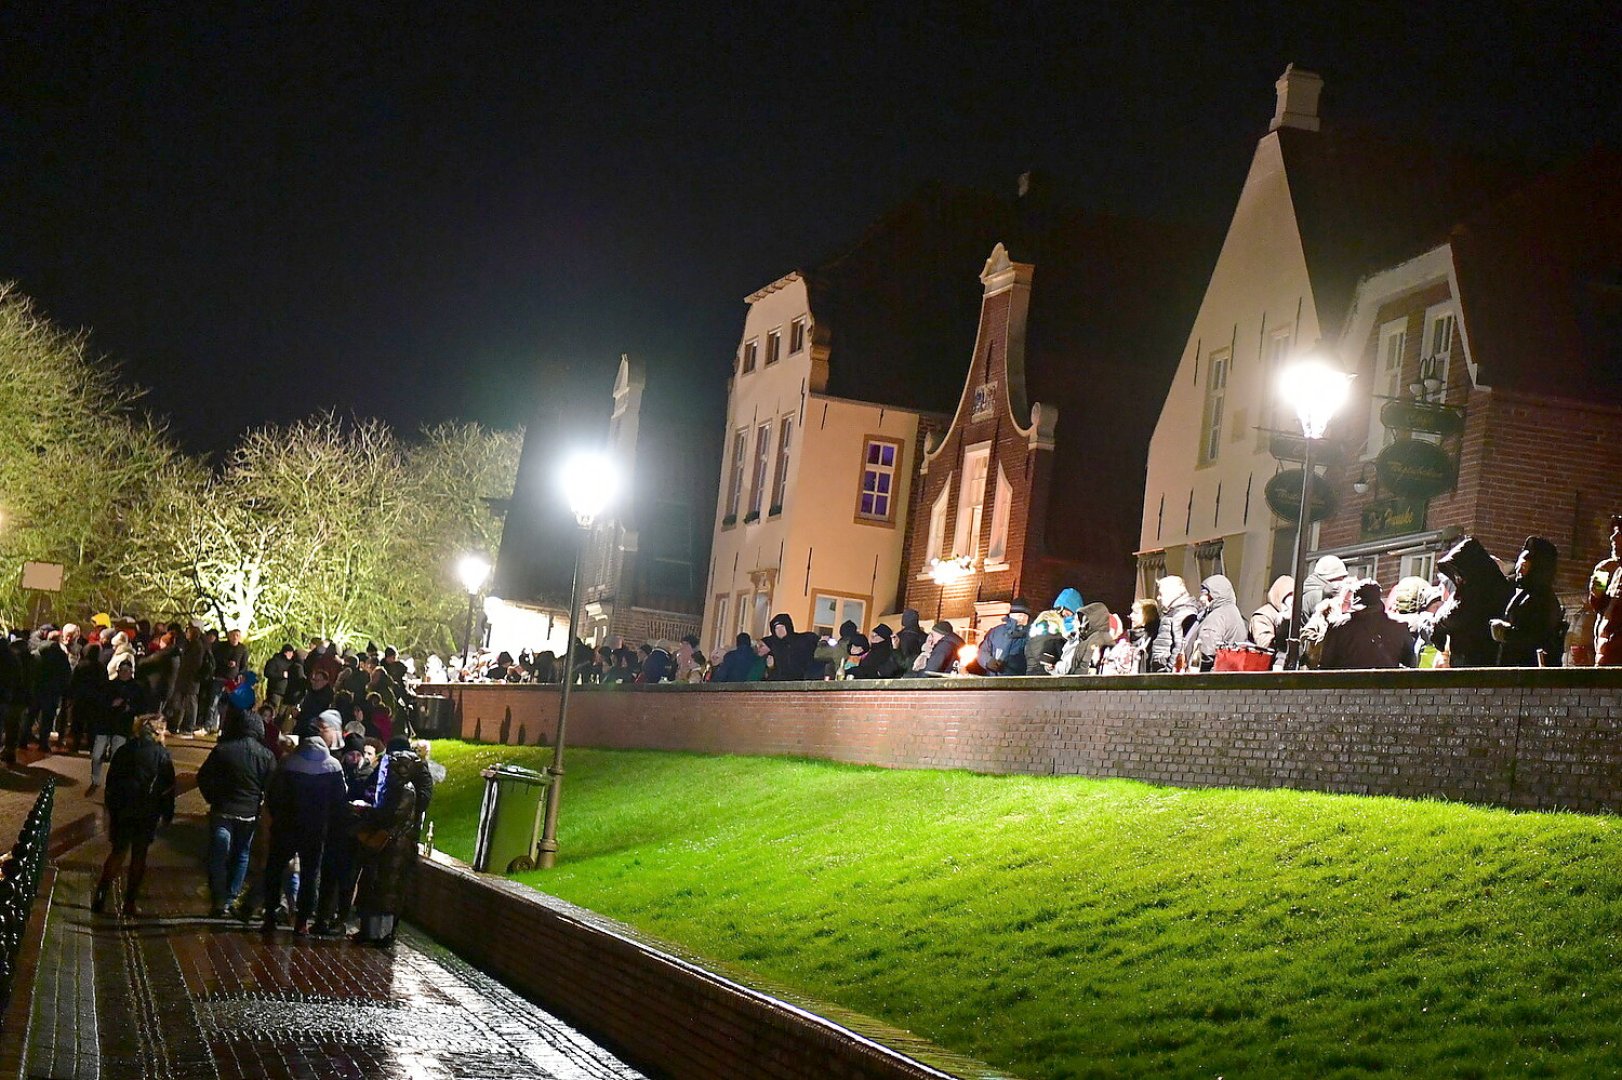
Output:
top-left (1433, 536), bottom-right (1515, 668)
top-left (1299, 556), bottom-right (1350, 618)
top-left (1319, 582), bottom-right (1418, 669)
top-left (894, 610), bottom-right (927, 673)
top-left (263, 644), bottom-right (299, 706)
top-left (92, 658), bottom-right (150, 793)
top-left (1589, 515), bottom-right (1622, 666)
top-left (352, 745), bottom-right (429, 946)
top-left (765, 614), bottom-right (819, 681)
top-left (1181, 575), bottom-right (1249, 671)
top-left (260, 712), bottom-right (349, 934)
top-left (814, 620), bottom-right (862, 678)
top-left (93, 716), bottom-right (176, 916)
top-left (710, 634), bottom-right (758, 683)
top-left (1492, 536), bottom-right (1566, 666)
top-left (637, 643), bottom-right (673, 683)
top-left (1248, 576), bottom-right (1295, 652)
top-left (26, 630), bottom-right (72, 753)
top-left (851, 624), bottom-right (901, 679)
top-left (908, 621), bottom-right (964, 676)
top-left (1024, 588), bottom-right (1084, 674)
top-left (294, 665), bottom-right (337, 737)
top-left (197, 706), bottom-right (276, 916)
top-left (164, 625), bottom-right (209, 736)
top-left (1150, 577), bottom-right (1201, 672)
top-left (971, 599), bottom-right (1032, 676)
top-left (63, 643), bottom-right (107, 753)
top-left (673, 635), bottom-right (706, 683)
top-left (1388, 576), bottom-right (1444, 663)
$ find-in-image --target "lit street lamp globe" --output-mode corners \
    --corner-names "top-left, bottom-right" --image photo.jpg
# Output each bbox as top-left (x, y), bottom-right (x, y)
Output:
top-left (1278, 357), bottom-right (1354, 440)
top-left (559, 451), bottom-right (621, 527)
top-left (456, 554), bottom-right (491, 596)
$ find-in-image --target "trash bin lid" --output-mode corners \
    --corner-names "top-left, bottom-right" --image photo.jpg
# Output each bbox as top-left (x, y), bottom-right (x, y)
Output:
top-left (479, 764), bottom-right (549, 785)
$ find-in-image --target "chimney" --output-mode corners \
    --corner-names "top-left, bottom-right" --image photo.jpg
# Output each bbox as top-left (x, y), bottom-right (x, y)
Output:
top-left (1270, 64), bottom-right (1323, 132)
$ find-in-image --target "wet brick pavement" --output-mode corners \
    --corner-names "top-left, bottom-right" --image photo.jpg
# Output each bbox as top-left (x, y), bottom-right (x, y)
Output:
top-left (16, 746), bottom-right (645, 1080)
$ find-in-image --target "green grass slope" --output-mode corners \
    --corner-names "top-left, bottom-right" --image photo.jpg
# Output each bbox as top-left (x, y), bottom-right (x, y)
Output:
top-left (426, 741), bottom-right (1622, 1079)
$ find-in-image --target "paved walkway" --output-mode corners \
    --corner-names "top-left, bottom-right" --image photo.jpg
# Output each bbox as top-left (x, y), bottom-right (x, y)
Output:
top-left (6, 744), bottom-right (645, 1080)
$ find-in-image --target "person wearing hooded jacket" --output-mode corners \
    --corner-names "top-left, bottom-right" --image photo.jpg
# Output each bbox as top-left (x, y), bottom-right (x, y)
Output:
top-left (973, 599), bottom-right (1032, 675)
top-left (197, 705), bottom-right (276, 916)
top-left (894, 610), bottom-right (927, 672)
top-left (1249, 576), bottom-right (1294, 652)
top-left (814, 620), bottom-right (861, 678)
top-left (1432, 536), bottom-right (1515, 668)
top-left (260, 711), bottom-right (349, 934)
top-left (1025, 589), bottom-right (1084, 674)
top-left (1492, 536), bottom-right (1565, 666)
top-left (851, 624), bottom-right (901, 679)
top-left (93, 715), bottom-right (176, 915)
top-left (908, 620), bottom-right (964, 675)
top-left (710, 634), bottom-right (756, 682)
top-left (1181, 575), bottom-right (1248, 671)
top-left (1150, 577), bottom-right (1200, 672)
top-left (1319, 581), bottom-right (1417, 669)
top-left (1299, 556), bottom-right (1350, 617)
top-left (765, 614), bottom-right (819, 681)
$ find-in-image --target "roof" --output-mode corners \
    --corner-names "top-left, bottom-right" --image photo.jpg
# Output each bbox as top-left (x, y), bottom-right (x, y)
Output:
top-left (1277, 125), bottom-right (1528, 339)
top-left (803, 181), bottom-right (1019, 415)
top-left (1448, 149), bottom-right (1622, 401)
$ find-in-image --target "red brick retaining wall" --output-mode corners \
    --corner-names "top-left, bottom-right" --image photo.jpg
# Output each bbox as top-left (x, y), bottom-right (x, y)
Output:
top-left (405, 853), bottom-right (980, 1079)
top-left (420, 670), bottom-right (1622, 813)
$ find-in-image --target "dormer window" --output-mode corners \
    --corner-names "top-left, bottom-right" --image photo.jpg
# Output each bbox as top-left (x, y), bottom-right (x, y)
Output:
top-left (740, 339), bottom-right (758, 374)
top-left (789, 316), bottom-right (808, 354)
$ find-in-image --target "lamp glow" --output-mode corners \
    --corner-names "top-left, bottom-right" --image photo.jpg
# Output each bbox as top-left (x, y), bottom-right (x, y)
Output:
top-left (457, 554), bottom-right (491, 595)
top-left (928, 555), bottom-right (972, 587)
top-left (1279, 358), bottom-right (1354, 439)
top-left (559, 450), bottom-right (620, 527)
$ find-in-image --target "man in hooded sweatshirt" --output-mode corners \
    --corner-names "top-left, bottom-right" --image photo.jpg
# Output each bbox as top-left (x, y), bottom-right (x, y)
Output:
top-left (1249, 576), bottom-right (1295, 652)
top-left (1150, 577), bottom-right (1200, 672)
top-left (197, 704), bottom-right (276, 916)
top-left (261, 710), bottom-right (348, 934)
top-left (765, 614), bottom-right (819, 681)
top-left (710, 634), bottom-right (756, 682)
top-left (894, 610), bottom-right (926, 671)
top-left (1300, 556), bottom-right (1350, 616)
top-left (1181, 575), bottom-right (1248, 671)
top-left (852, 624), bottom-right (900, 678)
top-left (1433, 536), bottom-right (1515, 668)
top-left (1492, 536), bottom-right (1566, 666)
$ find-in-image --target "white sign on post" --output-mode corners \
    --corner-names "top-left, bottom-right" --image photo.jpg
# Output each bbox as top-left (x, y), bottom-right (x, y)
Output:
top-left (20, 562), bottom-right (65, 592)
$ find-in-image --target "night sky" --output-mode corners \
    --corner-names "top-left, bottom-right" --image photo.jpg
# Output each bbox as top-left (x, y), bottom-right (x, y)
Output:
top-left (0, 3), bottom-right (1613, 453)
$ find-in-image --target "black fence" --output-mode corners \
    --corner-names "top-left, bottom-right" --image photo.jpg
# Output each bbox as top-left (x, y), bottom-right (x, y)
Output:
top-left (0, 778), bottom-right (54, 1025)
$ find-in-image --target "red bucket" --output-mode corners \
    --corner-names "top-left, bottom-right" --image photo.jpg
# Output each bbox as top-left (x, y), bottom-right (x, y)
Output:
top-left (1213, 643), bottom-right (1274, 672)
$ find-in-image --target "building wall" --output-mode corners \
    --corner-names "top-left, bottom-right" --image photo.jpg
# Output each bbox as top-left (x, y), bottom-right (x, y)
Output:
top-left (422, 673), bottom-right (1622, 814)
top-left (1139, 131), bottom-right (1321, 611)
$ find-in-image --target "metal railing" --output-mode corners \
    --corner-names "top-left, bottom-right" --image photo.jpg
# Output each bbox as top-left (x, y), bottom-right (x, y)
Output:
top-left (0, 778), bottom-right (54, 1023)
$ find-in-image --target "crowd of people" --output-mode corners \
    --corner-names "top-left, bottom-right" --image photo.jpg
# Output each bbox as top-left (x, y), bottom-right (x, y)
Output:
top-left (0, 617), bottom-right (441, 941)
top-left (457, 525), bottom-right (1622, 685)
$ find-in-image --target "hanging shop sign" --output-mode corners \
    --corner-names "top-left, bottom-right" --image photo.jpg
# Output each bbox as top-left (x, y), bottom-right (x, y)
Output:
top-left (1264, 469), bottom-right (1337, 524)
top-left (1375, 439), bottom-right (1456, 499)
top-left (1268, 433), bottom-right (1346, 466)
top-left (1360, 498), bottom-right (1429, 542)
top-left (1380, 399), bottom-right (1464, 437)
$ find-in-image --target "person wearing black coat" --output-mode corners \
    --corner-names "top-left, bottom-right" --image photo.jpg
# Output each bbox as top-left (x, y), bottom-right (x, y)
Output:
top-left (92, 658), bottom-right (150, 793)
top-left (1492, 536), bottom-right (1566, 666)
top-left (1319, 582), bottom-right (1418, 669)
top-left (263, 645), bottom-right (298, 706)
top-left (27, 633), bottom-right (72, 752)
top-left (64, 644), bottom-right (108, 753)
top-left (197, 706), bottom-right (277, 916)
top-left (765, 613), bottom-right (819, 681)
top-left (894, 609), bottom-right (926, 672)
top-left (851, 625), bottom-right (902, 679)
top-left (93, 717), bottom-right (176, 915)
top-left (1433, 536), bottom-right (1515, 667)
top-left (294, 666), bottom-right (336, 737)
top-left (710, 634), bottom-right (757, 683)
top-left (3, 637), bottom-right (36, 763)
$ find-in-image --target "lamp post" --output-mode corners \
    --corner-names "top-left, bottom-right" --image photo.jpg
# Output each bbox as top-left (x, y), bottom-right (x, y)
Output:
top-left (456, 555), bottom-right (491, 680)
top-left (1278, 357), bottom-right (1353, 669)
top-left (537, 450), bottom-right (619, 869)
top-left (928, 556), bottom-right (971, 620)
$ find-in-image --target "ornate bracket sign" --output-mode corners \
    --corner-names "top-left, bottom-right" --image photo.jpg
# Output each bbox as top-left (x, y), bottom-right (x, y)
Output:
top-left (1265, 469), bottom-right (1337, 523)
top-left (1375, 439), bottom-right (1457, 499)
top-left (1360, 497), bottom-right (1429, 541)
top-left (1380, 399), bottom-right (1464, 438)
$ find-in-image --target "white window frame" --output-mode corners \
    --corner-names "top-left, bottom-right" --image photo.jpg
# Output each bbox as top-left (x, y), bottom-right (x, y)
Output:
top-left (811, 594), bottom-right (867, 638)
top-left (1200, 350), bottom-right (1229, 465)
top-left (954, 443), bottom-right (991, 558)
top-left (986, 465), bottom-right (1013, 565)
top-left (751, 591), bottom-right (770, 639)
top-left (769, 415), bottom-right (793, 514)
top-left (740, 339), bottom-right (758, 374)
top-left (1366, 318), bottom-right (1408, 457)
top-left (712, 595), bottom-right (730, 656)
top-left (1423, 302), bottom-right (1456, 392)
top-left (1257, 328), bottom-right (1293, 449)
top-left (856, 436), bottom-right (901, 523)
top-left (927, 476), bottom-right (952, 561)
top-left (724, 429), bottom-right (746, 520)
top-left (789, 316), bottom-right (807, 354)
top-left (765, 327), bottom-right (782, 366)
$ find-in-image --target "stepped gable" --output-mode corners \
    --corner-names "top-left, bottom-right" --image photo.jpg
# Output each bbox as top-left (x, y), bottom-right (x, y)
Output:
top-left (804, 180), bottom-right (1016, 416)
top-left (1448, 148), bottom-right (1622, 402)
top-left (1277, 124), bottom-right (1528, 339)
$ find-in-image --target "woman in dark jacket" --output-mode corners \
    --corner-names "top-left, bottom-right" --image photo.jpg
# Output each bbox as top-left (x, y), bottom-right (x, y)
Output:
top-left (93, 716), bottom-right (176, 915)
top-left (1434, 536), bottom-right (1515, 667)
top-left (1493, 536), bottom-right (1566, 666)
top-left (92, 658), bottom-right (149, 794)
top-left (64, 643), bottom-right (107, 754)
top-left (351, 747), bottom-right (427, 946)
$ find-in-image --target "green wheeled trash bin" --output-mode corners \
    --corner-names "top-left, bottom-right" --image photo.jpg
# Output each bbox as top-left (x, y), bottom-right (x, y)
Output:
top-left (473, 764), bottom-right (550, 873)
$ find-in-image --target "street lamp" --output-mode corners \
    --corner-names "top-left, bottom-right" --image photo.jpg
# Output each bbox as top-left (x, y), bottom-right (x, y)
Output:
top-left (456, 554), bottom-right (491, 681)
top-left (537, 449), bottom-right (620, 869)
top-left (1278, 356), bottom-right (1353, 669)
top-left (928, 555), bottom-right (971, 619)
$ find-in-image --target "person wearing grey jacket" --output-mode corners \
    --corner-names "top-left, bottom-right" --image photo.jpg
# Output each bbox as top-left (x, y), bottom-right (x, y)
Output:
top-left (1181, 575), bottom-right (1249, 671)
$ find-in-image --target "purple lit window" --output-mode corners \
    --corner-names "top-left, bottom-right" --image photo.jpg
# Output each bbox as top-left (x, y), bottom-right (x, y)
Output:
top-left (858, 439), bottom-right (900, 521)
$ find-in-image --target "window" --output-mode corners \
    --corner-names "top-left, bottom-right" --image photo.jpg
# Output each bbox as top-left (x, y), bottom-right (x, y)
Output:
top-left (765, 328), bottom-right (782, 366)
top-left (1257, 329), bottom-right (1293, 449)
top-left (712, 595), bottom-right (730, 656)
top-left (953, 444), bottom-right (991, 556)
top-left (746, 422), bottom-right (771, 518)
top-left (789, 316), bottom-right (807, 354)
top-left (769, 416), bottom-right (793, 514)
top-left (986, 465), bottom-right (1013, 564)
top-left (1367, 318), bottom-right (1408, 455)
top-left (724, 429), bottom-right (746, 522)
top-left (811, 594), bottom-right (867, 637)
top-left (857, 437), bottom-right (901, 523)
top-left (1400, 551), bottom-right (1436, 583)
top-left (1200, 350), bottom-right (1229, 465)
top-left (740, 339), bottom-right (758, 374)
top-left (1137, 549), bottom-right (1167, 600)
top-left (927, 478), bottom-right (951, 561)
top-left (1423, 303), bottom-right (1456, 393)
top-left (1194, 538), bottom-right (1225, 581)
top-left (735, 590), bottom-right (752, 636)
top-left (752, 592), bottom-right (770, 639)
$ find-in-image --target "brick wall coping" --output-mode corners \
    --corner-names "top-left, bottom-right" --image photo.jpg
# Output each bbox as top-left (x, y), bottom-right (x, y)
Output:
top-left (406, 850), bottom-right (1008, 1079)
top-left (421, 665), bottom-right (1622, 695)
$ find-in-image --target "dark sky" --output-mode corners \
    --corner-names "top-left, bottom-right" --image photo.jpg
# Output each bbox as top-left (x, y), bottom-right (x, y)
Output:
top-left (0, 3), bottom-right (1614, 453)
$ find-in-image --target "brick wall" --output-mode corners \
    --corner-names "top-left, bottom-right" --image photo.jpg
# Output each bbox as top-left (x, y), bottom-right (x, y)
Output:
top-left (405, 853), bottom-right (974, 1080)
top-left (422, 670), bottom-right (1622, 813)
